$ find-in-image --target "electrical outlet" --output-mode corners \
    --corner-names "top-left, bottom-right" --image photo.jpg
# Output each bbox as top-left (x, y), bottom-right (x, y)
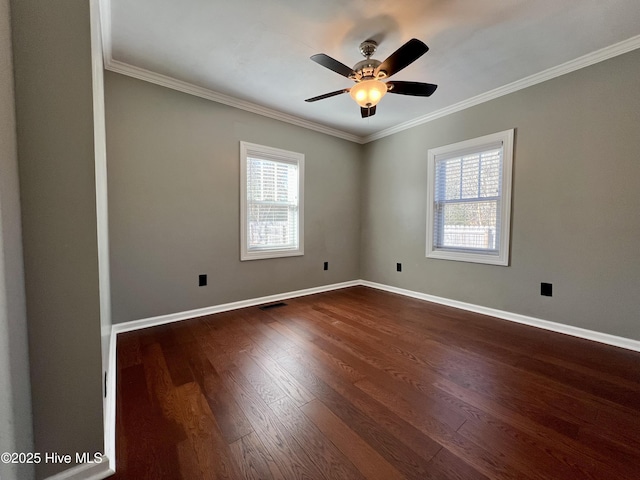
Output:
top-left (397, 263), bottom-right (402, 272)
top-left (323, 261), bottom-right (328, 271)
top-left (199, 274), bottom-right (207, 287)
top-left (541, 282), bottom-right (552, 296)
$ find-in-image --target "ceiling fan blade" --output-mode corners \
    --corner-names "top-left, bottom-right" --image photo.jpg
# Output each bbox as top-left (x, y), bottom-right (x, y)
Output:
top-left (386, 81), bottom-right (438, 97)
top-left (311, 54), bottom-right (356, 78)
top-left (305, 89), bottom-right (350, 102)
top-left (361, 105), bottom-right (377, 118)
top-left (377, 39), bottom-right (429, 78)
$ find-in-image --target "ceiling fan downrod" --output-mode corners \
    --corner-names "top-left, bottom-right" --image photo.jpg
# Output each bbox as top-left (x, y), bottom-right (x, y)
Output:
top-left (353, 40), bottom-right (383, 80)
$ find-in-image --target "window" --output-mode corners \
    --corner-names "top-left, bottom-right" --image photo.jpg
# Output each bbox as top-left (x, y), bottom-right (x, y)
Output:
top-left (426, 129), bottom-right (514, 266)
top-left (240, 141), bottom-right (304, 260)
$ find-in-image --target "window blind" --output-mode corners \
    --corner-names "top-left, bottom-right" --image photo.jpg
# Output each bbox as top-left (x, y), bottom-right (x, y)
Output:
top-left (433, 143), bottom-right (503, 253)
top-left (246, 156), bottom-right (299, 251)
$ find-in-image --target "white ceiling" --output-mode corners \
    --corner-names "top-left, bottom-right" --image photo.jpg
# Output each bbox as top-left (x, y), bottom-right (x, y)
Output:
top-left (105, 0), bottom-right (640, 140)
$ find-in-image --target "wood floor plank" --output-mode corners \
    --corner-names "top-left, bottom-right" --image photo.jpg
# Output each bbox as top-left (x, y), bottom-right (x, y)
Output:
top-left (354, 377), bottom-right (536, 480)
top-left (161, 342), bottom-right (196, 387)
top-left (233, 352), bottom-right (288, 405)
top-left (202, 324), bottom-right (292, 406)
top-left (276, 353), bottom-right (442, 479)
top-left (457, 416), bottom-right (607, 480)
top-left (295, 301), bottom-right (625, 439)
top-left (173, 382), bottom-right (238, 480)
top-left (202, 374), bottom-right (254, 444)
top-left (113, 364), bottom-right (182, 480)
top-left (177, 438), bottom-right (215, 480)
top-left (241, 309), bottom-right (298, 351)
top-left (300, 399), bottom-right (405, 480)
top-left (243, 344), bottom-right (315, 407)
top-left (426, 447), bottom-right (490, 480)
top-left (229, 432), bottom-right (286, 480)
top-left (269, 396), bottom-right (366, 480)
top-left (433, 375), bottom-right (638, 477)
top-left (117, 332), bottom-right (142, 370)
top-left (114, 286), bottom-right (640, 479)
top-left (237, 310), bottom-right (295, 358)
top-left (140, 343), bottom-right (188, 442)
top-left (346, 286), bottom-right (640, 383)
top-left (282, 311), bottom-right (470, 431)
top-left (219, 365), bottom-right (327, 480)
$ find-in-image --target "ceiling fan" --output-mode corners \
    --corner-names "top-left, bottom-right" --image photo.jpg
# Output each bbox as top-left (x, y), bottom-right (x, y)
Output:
top-left (305, 38), bottom-right (438, 118)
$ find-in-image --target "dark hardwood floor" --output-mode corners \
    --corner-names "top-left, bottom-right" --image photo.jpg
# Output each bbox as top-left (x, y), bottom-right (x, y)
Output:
top-left (112, 286), bottom-right (640, 479)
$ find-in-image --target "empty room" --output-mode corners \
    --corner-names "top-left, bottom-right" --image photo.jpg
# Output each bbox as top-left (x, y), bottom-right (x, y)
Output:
top-left (2, 0), bottom-right (640, 479)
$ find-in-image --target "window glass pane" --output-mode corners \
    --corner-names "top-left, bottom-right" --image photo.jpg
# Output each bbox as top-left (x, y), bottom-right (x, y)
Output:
top-left (246, 157), bottom-right (298, 251)
top-left (434, 146), bottom-right (503, 252)
top-left (460, 154), bottom-right (480, 199)
top-left (443, 158), bottom-right (461, 200)
top-left (436, 148), bottom-right (502, 202)
top-left (479, 150), bottom-right (501, 198)
top-left (436, 201), bottom-right (498, 250)
top-left (248, 204), bottom-right (298, 249)
top-left (427, 130), bottom-right (513, 265)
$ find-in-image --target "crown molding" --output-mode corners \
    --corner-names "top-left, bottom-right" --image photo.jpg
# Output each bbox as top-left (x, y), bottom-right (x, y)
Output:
top-left (97, 1), bottom-right (362, 143)
top-left (363, 34), bottom-right (640, 143)
top-left (98, 0), bottom-right (640, 145)
top-left (104, 59), bottom-right (364, 144)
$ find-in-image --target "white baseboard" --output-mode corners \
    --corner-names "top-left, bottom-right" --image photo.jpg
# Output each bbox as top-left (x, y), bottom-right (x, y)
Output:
top-left (105, 279), bottom-right (359, 476)
top-left (112, 280), bottom-right (360, 334)
top-left (103, 277), bottom-right (639, 477)
top-left (45, 456), bottom-right (113, 480)
top-left (360, 280), bottom-right (640, 353)
top-left (111, 277), bottom-right (640, 351)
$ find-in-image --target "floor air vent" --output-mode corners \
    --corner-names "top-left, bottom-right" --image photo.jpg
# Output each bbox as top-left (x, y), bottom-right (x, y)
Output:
top-left (259, 302), bottom-right (288, 310)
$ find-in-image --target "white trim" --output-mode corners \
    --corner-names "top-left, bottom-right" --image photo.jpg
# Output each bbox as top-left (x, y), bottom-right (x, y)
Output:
top-left (426, 129), bottom-right (514, 266)
top-left (91, 0), bottom-right (110, 333)
top-left (104, 59), bottom-right (364, 144)
top-left (360, 280), bottom-right (640, 353)
top-left (91, 0), bottom-right (115, 474)
top-left (97, 0), bottom-right (112, 67)
top-left (103, 329), bottom-right (117, 472)
top-left (109, 279), bottom-right (640, 352)
top-left (240, 141), bottom-right (305, 261)
top-left (98, 8), bottom-right (640, 146)
top-left (106, 279), bottom-right (357, 475)
top-left (112, 280), bottom-right (360, 334)
top-left (363, 34), bottom-right (640, 143)
top-left (45, 456), bottom-right (113, 480)
top-left (104, 279), bottom-right (639, 478)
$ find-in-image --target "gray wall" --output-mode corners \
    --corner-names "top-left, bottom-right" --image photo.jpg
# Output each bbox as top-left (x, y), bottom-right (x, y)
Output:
top-left (4, 5), bottom-right (638, 478)
top-left (105, 72), bottom-right (362, 323)
top-left (107, 50), bottom-right (640, 342)
top-left (0, 0), bottom-right (33, 478)
top-left (11, 0), bottom-right (104, 477)
top-left (361, 49), bottom-right (640, 340)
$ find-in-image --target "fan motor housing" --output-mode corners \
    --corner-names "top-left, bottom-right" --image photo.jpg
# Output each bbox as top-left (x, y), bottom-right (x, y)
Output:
top-left (352, 58), bottom-right (383, 81)
top-left (353, 40), bottom-right (388, 81)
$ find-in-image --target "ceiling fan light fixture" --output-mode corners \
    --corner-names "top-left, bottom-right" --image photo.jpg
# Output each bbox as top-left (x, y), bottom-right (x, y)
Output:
top-left (349, 79), bottom-right (387, 108)
top-left (307, 38), bottom-right (434, 118)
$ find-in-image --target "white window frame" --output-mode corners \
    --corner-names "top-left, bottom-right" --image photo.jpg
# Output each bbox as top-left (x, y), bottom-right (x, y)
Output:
top-left (240, 141), bottom-right (304, 261)
top-left (426, 129), bottom-right (514, 266)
